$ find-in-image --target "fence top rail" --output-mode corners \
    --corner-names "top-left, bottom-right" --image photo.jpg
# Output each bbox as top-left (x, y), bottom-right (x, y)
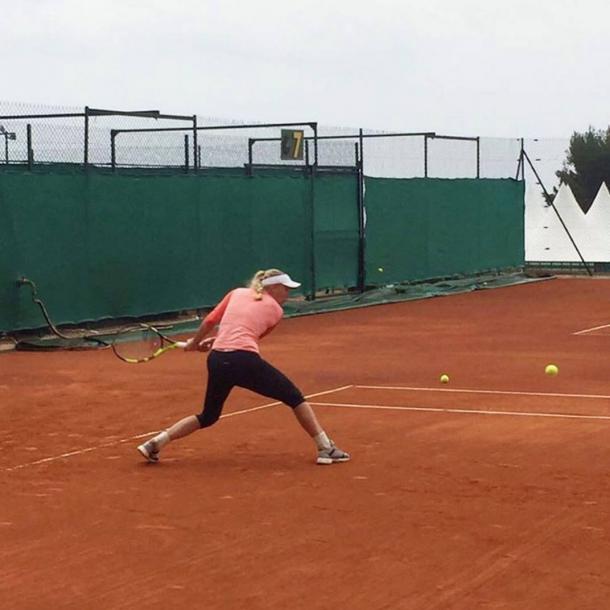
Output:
top-left (0, 108), bottom-right (195, 121)
top-left (86, 108), bottom-right (194, 120)
top-left (112, 121), bottom-right (318, 135)
top-left (249, 131), bottom-right (437, 144)
top-left (430, 134), bottom-right (479, 142)
top-left (0, 113), bottom-right (85, 120)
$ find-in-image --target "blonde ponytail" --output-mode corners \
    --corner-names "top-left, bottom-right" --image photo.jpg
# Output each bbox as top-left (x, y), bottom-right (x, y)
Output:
top-left (249, 270), bottom-right (266, 300)
top-left (248, 268), bottom-right (284, 300)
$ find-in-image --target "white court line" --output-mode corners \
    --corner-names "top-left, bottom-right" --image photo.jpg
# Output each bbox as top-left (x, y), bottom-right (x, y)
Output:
top-left (220, 384), bottom-right (352, 419)
top-left (3, 384), bottom-right (353, 473)
top-left (356, 384), bottom-right (610, 401)
top-left (3, 432), bottom-right (158, 473)
top-left (310, 401), bottom-right (610, 422)
top-left (573, 323), bottom-right (610, 336)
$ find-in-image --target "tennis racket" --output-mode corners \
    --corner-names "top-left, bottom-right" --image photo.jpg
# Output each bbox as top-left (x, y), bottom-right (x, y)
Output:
top-left (111, 325), bottom-right (188, 364)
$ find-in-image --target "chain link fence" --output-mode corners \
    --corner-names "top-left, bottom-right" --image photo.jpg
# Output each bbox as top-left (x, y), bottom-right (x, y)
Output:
top-left (0, 100), bottom-right (563, 180)
top-left (4, 100), bottom-right (589, 269)
top-left (0, 101), bottom-right (84, 165)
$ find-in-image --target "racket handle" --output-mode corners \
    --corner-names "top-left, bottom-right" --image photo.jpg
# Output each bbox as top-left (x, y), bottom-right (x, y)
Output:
top-left (175, 341), bottom-right (188, 349)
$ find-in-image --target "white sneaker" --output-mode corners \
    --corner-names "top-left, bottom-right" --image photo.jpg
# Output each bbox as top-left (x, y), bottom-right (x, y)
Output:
top-left (137, 439), bottom-right (160, 463)
top-left (316, 443), bottom-right (350, 465)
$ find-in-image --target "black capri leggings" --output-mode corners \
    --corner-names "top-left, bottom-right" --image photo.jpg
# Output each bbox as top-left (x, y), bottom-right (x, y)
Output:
top-left (196, 350), bottom-right (306, 428)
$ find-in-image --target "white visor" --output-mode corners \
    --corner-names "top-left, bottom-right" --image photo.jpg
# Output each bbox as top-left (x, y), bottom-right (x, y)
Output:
top-left (261, 273), bottom-right (301, 289)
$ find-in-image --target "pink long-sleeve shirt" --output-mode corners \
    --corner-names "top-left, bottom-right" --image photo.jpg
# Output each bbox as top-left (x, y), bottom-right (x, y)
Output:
top-left (203, 288), bottom-right (283, 354)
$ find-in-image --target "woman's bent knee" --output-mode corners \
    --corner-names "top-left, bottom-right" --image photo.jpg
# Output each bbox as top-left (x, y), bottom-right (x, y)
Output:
top-left (196, 412), bottom-right (221, 428)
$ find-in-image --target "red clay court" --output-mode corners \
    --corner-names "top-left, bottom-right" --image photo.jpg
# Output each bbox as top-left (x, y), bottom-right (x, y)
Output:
top-left (2, 277), bottom-right (610, 609)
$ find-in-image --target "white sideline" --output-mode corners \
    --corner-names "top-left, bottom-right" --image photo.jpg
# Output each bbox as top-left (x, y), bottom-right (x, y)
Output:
top-left (310, 401), bottom-right (610, 421)
top-left (573, 323), bottom-right (610, 336)
top-left (3, 384), bottom-right (353, 473)
top-left (356, 384), bottom-right (610, 401)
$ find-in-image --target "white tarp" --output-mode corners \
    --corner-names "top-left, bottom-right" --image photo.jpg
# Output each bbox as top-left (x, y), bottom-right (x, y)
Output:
top-left (526, 182), bottom-right (610, 262)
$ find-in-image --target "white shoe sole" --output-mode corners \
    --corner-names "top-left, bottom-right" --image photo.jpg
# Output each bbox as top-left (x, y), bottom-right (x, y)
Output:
top-left (316, 455), bottom-right (350, 465)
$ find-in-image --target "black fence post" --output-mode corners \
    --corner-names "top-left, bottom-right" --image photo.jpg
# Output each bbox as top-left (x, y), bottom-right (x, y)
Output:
top-left (247, 138), bottom-right (254, 176)
top-left (26, 123), bottom-right (33, 170)
top-left (424, 134), bottom-right (429, 177)
top-left (358, 128), bottom-right (366, 292)
top-left (192, 115), bottom-right (198, 170)
top-left (515, 147), bottom-right (523, 180)
top-left (515, 138), bottom-right (526, 180)
top-left (84, 106), bottom-right (90, 169)
top-left (308, 142), bottom-right (317, 300)
top-left (110, 130), bottom-right (117, 171)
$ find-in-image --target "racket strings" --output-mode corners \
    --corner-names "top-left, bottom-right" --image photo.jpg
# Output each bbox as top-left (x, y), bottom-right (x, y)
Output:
top-left (112, 329), bottom-right (165, 361)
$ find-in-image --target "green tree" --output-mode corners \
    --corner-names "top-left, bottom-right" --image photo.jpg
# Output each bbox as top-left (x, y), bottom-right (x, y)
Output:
top-left (550, 126), bottom-right (610, 213)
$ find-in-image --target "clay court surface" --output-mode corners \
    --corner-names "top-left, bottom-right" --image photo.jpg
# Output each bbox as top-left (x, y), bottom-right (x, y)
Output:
top-left (2, 277), bottom-right (610, 609)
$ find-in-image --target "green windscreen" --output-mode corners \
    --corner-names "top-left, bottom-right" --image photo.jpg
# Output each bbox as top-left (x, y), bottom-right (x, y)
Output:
top-left (364, 178), bottom-right (524, 285)
top-left (0, 166), bottom-right (523, 333)
top-left (313, 173), bottom-right (360, 289)
top-left (0, 167), bottom-right (360, 332)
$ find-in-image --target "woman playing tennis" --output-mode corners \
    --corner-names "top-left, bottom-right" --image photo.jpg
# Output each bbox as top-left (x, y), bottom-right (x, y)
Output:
top-left (137, 268), bottom-right (350, 465)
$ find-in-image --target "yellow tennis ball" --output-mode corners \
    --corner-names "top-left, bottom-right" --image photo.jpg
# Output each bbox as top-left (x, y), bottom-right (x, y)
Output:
top-left (440, 374), bottom-right (449, 384)
top-left (378, 267), bottom-right (384, 272)
top-left (545, 364), bottom-right (558, 376)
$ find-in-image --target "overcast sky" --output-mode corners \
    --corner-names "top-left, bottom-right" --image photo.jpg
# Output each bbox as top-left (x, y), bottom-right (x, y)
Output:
top-left (1, 0), bottom-right (609, 138)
